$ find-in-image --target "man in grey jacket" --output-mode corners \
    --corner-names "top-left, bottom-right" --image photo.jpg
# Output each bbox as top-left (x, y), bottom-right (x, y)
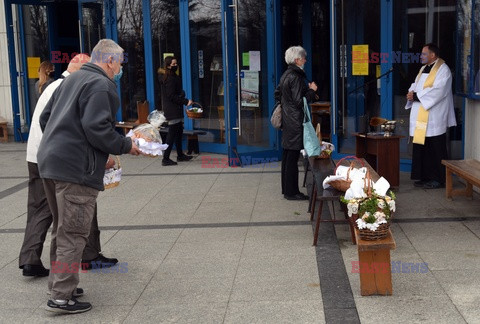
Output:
top-left (38, 39), bottom-right (141, 314)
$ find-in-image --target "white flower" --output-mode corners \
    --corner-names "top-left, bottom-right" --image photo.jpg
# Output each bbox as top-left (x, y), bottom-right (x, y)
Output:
top-left (388, 200), bottom-right (396, 212)
top-left (373, 211), bottom-right (386, 222)
top-left (347, 202), bottom-right (359, 217)
top-left (356, 218), bottom-right (387, 231)
top-left (361, 212), bottom-right (371, 221)
top-left (377, 200), bottom-right (386, 209)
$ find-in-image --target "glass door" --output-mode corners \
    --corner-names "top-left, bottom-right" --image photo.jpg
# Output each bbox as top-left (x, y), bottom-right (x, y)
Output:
top-left (224, 0), bottom-right (280, 166)
top-left (333, 0), bottom-right (381, 155)
top-left (5, 2), bottom-right (51, 141)
top-left (78, 0), bottom-right (105, 54)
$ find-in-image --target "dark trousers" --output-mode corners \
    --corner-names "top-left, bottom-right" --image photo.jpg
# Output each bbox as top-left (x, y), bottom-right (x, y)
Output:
top-left (163, 122), bottom-right (184, 160)
top-left (19, 162), bottom-right (53, 268)
top-left (281, 149), bottom-right (301, 196)
top-left (411, 133), bottom-right (447, 184)
top-left (19, 163), bottom-right (102, 268)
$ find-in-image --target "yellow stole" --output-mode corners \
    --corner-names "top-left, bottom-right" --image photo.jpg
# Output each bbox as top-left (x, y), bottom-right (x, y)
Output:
top-left (412, 58), bottom-right (444, 145)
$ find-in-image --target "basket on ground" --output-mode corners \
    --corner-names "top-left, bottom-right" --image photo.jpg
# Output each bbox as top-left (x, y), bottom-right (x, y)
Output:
top-left (186, 102), bottom-right (203, 119)
top-left (103, 156), bottom-right (122, 189)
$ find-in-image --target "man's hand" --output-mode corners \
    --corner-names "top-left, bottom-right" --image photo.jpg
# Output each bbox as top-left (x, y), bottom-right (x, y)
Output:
top-left (406, 91), bottom-right (414, 101)
top-left (309, 82), bottom-right (318, 92)
top-left (129, 138), bottom-right (142, 155)
top-left (105, 156), bottom-right (115, 169)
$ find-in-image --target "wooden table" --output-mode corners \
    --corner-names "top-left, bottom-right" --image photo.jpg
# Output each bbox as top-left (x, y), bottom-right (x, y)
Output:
top-left (115, 121), bottom-right (139, 135)
top-left (311, 102), bottom-right (331, 141)
top-left (354, 133), bottom-right (403, 187)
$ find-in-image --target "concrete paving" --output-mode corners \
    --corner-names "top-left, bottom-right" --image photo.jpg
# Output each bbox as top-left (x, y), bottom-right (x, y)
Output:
top-left (0, 142), bottom-right (479, 323)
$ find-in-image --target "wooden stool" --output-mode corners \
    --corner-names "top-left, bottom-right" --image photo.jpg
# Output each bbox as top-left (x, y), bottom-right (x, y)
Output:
top-left (0, 118), bottom-right (8, 143)
top-left (355, 228), bottom-right (396, 296)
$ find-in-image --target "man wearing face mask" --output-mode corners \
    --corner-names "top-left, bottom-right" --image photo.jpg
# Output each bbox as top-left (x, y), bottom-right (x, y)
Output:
top-left (38, 39), bottom-right (141, 314)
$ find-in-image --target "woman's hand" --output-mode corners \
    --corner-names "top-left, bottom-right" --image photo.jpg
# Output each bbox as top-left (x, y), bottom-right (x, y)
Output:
top-left (187, 99), bottom-right (193, 106)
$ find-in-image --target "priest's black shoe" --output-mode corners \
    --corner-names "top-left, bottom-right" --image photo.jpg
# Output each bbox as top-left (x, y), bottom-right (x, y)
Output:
top-left (284, 193), bottom-right (309, 200)
top-left (177, 154), bottom-right (193, 161)
top-left (82, 254), bottom-right (118, 270)
top-left (423, 180), bottom-right (444, 189)
top-left (22, 264), bottom-right (49, 277)
top-left (414, 180), bottom-right (426, 188)
top-left (162, 159), bottom-right (178, 166)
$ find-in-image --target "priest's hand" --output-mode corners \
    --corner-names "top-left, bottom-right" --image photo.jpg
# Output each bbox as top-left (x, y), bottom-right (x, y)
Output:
top-left (406, 91), bottom-right (414, 101)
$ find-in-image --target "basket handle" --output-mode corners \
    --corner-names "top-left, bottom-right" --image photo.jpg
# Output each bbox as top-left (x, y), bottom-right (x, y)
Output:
top-left (334, 155), bottom-right (365, 173)
top-left (114, 155), bottom-right (121, 170)
top-left (190, 102), bottom-right (203, 109)
top-left (364, 170), bottom-right (372, 196)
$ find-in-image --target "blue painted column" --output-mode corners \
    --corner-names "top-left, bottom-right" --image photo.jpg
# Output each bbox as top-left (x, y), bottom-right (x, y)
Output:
top-left (267, 0), bottom-right (278, 150)
top-left (380, 0), bottom-right (393, 120)
top-left (5, 1), bottom-right (22, 141)
top-left (179, 0), bottom-right (193, 130)
top-left (142, 0), bottom-right (155, 112)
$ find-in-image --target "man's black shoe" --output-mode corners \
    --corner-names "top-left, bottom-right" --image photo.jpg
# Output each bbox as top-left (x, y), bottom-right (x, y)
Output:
top-left (177, 154), bottom-right (193, 161)
top-left (46, 298), bottom-right (92, 314)
top-left (22, 264), bottom-right (49, 277)
top-left (284, 193), bottom-right (309, 200)
top-left (162, 159), bottom-right (178, 166)
top-left (82, 254), bottom-right (118, 270)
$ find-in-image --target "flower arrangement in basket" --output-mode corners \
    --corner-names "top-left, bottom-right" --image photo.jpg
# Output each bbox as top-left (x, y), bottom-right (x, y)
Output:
top-left (340, 174), bottom-right (396, 240)
top-left (186, 102), bottom-right (203, 119)
top-left (103, 156), bottom-right (122, 189)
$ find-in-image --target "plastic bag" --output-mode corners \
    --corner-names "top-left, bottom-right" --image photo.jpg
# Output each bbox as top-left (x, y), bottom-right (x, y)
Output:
top-left (130, 123), bottom-right (162, 143)
top-left (147, 110), bottom-right (166, 128)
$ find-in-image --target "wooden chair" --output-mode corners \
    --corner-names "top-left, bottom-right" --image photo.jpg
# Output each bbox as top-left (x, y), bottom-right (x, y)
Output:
top-left (0, 117), bottom-right (8, 143)
top-left (136, 100), bottom-right (149, 124)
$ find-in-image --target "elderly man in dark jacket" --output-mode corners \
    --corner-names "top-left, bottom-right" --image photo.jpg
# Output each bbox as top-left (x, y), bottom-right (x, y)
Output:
top-left (275, 46), bottom-right (318, 200)
top-left (38, 39), bottom-right (141, 314)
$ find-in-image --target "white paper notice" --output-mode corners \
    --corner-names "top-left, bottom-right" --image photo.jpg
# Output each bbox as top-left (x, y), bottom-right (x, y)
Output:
top-left (249, 51), bottom-right (261, 71)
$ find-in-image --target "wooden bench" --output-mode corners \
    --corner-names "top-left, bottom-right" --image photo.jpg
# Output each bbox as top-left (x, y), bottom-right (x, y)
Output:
top-left (308, 157), bottom-right (380, 246)
top-left (442, 159), bottom-right (480, 200)
top-left (159, 127), bottom-right (207, 154)
top-left (308, 156), bottom-right (396, 296)
top-left (355, 227), bottom-right (396, 296)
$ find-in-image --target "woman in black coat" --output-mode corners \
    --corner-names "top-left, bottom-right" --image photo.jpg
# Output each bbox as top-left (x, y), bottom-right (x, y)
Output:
top-left (159, 56), bottom-right (193, 166)
top-left (274, 46), bottom-right (318, 200)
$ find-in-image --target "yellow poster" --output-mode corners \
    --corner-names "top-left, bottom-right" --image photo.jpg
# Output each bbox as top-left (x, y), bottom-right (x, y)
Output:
top-left (352, 45), bottom-right (368, 76)
top-left (27, 57), bottom-right (41, 79)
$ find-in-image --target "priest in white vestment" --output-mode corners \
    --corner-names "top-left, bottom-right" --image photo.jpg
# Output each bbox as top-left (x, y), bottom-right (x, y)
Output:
top-left (405, 43), bottom-right (456, 189)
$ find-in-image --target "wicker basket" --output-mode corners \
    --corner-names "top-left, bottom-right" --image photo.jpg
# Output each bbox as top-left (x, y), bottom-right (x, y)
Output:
top-left (328, 155), bottom-right (365, 191)
top-left (316, 150), bottom-right (331, 159)
top-left (186, 102), bottom-right (203, 119)
top-left (103, 156), bottom-right (121, 189)
top-left (358, 222), bottom-right (390, 240)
